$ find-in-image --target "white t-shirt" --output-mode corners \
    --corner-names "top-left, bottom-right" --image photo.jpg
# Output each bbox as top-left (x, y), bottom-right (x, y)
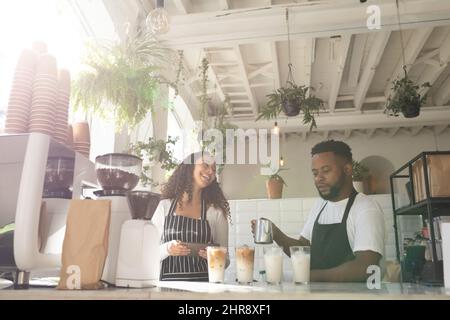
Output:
top-left (300, 193), bottom-right (385, 256)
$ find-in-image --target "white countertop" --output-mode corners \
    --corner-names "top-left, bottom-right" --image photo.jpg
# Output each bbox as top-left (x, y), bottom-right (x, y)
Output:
top-left (1, 279), bottom-right (450, 300)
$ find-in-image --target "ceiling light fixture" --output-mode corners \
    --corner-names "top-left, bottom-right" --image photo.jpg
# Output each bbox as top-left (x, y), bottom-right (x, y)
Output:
top-left (146, 0), bottom-right (170, 35)
top-left (273, 121), bottom-right (280, 135)
top-left (280, 156), bottom-right (284, 167)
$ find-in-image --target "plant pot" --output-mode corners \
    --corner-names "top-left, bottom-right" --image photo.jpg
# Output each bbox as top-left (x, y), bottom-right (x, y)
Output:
top-left (402, 102), bottom-right (421, 118)
top-left (353, 180), bottom-right (364, 194)
top-left (281, 99), bottom-right (300, 117)
top-left (266, 177), bottom-right (283, 199)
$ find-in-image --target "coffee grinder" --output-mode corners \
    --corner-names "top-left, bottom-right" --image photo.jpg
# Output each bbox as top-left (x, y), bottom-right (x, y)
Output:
top-left (115, 191), bottom-right (161, 288)
top-left (93, 153), bottom-right (143, 285)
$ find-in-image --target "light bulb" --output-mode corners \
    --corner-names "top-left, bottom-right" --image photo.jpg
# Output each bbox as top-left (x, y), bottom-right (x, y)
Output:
top-left (280, 157), bottom-right (284, 167)
top-left (146, 6), bottom-right (170, 35)
top-left (272, 122), bottom-right (280, 135)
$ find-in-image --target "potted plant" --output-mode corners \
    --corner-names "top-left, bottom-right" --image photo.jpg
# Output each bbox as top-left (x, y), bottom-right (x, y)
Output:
top-left (265, 168), bottom-right (288, 199)
top-left (129, 136), bottom-right (179, 187)
top-left (384, 69), bottom-right (431, 118)
top-left (256, 81), bottom-right (323, 132)
top-left (71, 28), bottom-right (177, 130)
top-left (352, 160), bottom-right (369, 193)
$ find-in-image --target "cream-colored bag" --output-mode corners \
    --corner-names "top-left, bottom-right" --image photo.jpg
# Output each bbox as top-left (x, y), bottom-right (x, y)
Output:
top-left (57, 200), bottom-right (111, 290)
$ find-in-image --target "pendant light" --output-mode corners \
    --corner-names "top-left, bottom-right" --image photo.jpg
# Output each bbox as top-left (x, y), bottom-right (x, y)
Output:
top-left (146, 0), bottom-right (170, 35)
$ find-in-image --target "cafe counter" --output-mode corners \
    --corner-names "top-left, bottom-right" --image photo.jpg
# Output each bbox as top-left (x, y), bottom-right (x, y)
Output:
top-left (1, 279), bottom-right (450, 300)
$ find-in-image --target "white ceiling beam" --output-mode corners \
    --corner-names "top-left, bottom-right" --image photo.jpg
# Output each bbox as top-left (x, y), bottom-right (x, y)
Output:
top-left (410, 126), bottom-right (424, 136)
top-left (347, 34), bottom-right (366, 88)
top-left (209, 62), bottom-right (238, 67)
top-left (417, 28), bottom-right (450, 96)
top-left (230, 107), bottom-right (450, 133)
top-left (434, 125), bottom-right (448, 135)
top-left (221, 83), bottom-right (243, 88)
top-left (247, 62), bottom-right (273, 80)
top-left (173, 0), bottom-right (192, 14)
top-left (159, 0), bottom-right (450, 49)
top-left (230, 99), bottom-right (250, 104)
top-left (434, 75), bottom-right (450, 105)
top-left (389, 127), bottom-right (401, 138)
top-left (328, 35), bottom-right (352, 112)
top-left (234, 45), bottom-right (258, 116)
top-left (344, 129), bottom-right (352, 139)
top-left (354, 31), bottom-right (391, 111)
top-left (219, 0), bottom-right (230, 11)
top-left (227, 92), bottom-right (247, 97)
top-left (202, 52), bottom-right (226, 102)
top-left (270, 42), bottom-right (281, 90)
top-left (414, 48), bottom-right (440, 66)
top-left (366, 128), bottom-right (376, 139)
top-left (338, 95), bottom-right (386, 103)
top-left (304, 38), bottom-right (315, 88)
top-left (302, 132), bottom-right (307, 142)
top-left (249, 82), bottom-right (273, 88)
top-left (384, 27), bottom-right (433, 98)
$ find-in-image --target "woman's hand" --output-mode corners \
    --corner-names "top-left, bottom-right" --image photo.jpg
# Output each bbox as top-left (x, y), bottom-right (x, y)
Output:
top-left (198, 249), bottom-right (207, 260)
top-left (167, 240), bottom-right (191, 256)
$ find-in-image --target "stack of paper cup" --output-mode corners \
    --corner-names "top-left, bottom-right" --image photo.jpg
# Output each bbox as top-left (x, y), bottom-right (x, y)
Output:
top-left (29, 54), bottom-right (58, 136)
top-left (4, 49), bottom-right (38, 134)
top-left (54, 69), bottom-right (70, 144)
top-left (72, 121), bottom-right (90, 158)
top-left (442, 222), bottom-right (450, 288)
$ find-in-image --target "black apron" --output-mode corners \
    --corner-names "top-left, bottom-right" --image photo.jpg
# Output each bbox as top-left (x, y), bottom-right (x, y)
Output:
top-left (160, 198), bottom-right (212, 281)
top-left (310, 189), bottom-right (358, 270)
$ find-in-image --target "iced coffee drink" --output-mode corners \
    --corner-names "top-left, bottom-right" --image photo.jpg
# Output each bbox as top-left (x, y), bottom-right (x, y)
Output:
top-left (235, 246), bottom-right (255, 284)
top-left (263, 247), bottom-right (283, 285)
top-left (290, 246), bottom-right (310, 284)
top-left (207, 246), bottom-right (227, 283)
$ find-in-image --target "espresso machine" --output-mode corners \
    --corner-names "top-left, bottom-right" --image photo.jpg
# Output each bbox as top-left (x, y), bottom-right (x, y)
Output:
top-left (0, 133), bottom-right (97, 288)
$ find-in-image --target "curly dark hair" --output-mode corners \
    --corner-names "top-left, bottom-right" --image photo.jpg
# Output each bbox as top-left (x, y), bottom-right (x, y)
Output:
top-left (161, 152), bottom-right (231, 221)
top-left (311, 139), bottom-right (352, 163)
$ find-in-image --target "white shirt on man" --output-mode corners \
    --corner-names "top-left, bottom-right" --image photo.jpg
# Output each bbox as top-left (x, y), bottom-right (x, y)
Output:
top-left (300, 193), bottom-right (385, 257)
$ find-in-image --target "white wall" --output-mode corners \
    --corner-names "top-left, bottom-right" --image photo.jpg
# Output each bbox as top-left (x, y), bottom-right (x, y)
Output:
top-left (221, 128), bottom-right (450, 200)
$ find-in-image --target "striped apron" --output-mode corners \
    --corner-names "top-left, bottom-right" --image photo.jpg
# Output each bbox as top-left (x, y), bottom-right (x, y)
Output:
top-left (160, 198), bottom-right (212, 281)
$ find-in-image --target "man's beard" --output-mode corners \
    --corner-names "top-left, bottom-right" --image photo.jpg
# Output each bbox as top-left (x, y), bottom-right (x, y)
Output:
top-left (317, 172), bottom-right (346, 201)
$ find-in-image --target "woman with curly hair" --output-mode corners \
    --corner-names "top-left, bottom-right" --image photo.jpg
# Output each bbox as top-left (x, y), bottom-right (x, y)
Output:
top-left (152, 151), bottom-right (230, 281)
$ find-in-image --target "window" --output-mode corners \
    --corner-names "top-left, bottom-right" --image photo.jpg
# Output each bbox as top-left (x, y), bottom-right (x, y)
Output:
top-left (0, 0), bottom-right (117, 159)
top-left (167, 87), bottom-right (200, 162)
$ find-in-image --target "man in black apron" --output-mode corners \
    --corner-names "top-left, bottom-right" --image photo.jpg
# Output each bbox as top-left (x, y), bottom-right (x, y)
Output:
top-left (253, 140), bottom-right (384, 282)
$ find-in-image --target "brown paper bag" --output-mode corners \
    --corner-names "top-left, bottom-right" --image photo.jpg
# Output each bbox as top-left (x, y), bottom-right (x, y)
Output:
top-left (428, 155), bottom-right (450, 198)
top-left (57, 199), bottom-right (111, 290)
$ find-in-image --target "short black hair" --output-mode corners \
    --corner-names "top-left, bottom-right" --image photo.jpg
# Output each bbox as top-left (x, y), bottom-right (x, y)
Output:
top-left (311, 140), bottom-right (352, 163)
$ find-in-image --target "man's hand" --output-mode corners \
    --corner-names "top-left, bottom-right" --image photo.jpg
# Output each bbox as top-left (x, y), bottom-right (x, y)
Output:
top-left (167, 240), bottom-right (191, 256)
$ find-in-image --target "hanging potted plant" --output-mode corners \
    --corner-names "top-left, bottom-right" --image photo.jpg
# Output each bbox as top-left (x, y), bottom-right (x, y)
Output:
top-left (352, 160), bottom-right (369, 194)
top-left (71, 27), bottom-right (178, 130)
top-left (257, 80), bottom-right (323, 131)
top-left (384, 1), bottom-right (431, 119)
top-left (384, 68), bottom-right (431, 118)
top-left (265, 168), bottom-right (288, 199)
top-left (255, 9), bottom-right (323, 131)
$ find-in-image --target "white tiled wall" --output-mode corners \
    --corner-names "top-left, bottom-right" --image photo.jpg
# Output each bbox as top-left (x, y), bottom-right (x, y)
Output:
top-left (225, 194), bottom-right (421, 282)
